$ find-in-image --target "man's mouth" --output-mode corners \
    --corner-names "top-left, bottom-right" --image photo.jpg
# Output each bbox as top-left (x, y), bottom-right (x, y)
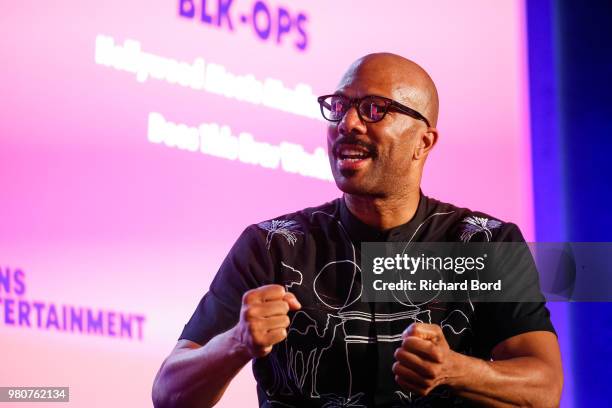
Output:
top-left (334, 143), bottom-right (374, 170)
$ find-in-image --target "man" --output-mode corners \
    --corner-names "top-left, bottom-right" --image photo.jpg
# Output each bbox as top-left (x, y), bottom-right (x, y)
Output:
top-left (152, 53), bottom-right (563, 407)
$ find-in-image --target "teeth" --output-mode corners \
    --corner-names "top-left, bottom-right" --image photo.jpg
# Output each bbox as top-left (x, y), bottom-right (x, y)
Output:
top-left (338, 157), bottom-right (366, 163)
top-left (340, 148), bottom-right (367, 156)
top-left (338, 147), bottom-right (369, 160)
top-left (340, 149), bottom-right (365, 156)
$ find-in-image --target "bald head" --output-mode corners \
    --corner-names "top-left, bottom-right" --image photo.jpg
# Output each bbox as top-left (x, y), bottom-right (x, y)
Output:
top-left (338, 53), bottom-right (439, 127)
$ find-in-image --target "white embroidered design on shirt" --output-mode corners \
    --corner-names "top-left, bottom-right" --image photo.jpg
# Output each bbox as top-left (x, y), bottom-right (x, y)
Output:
top-left (258, 219), bottom-right (303, 249)
top-left (459, 216), bottom-right (502, 242)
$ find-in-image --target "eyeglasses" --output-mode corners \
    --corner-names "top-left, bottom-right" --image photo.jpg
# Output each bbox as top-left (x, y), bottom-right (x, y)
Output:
top-left (317, 94), bottom-right (431, 127)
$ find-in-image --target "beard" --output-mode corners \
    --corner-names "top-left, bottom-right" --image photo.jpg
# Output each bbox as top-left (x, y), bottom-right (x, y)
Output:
top-left (330, 157), bottom-right (397, 198)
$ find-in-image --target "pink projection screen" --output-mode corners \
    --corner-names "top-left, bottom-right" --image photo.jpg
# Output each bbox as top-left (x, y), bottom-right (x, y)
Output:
top-left (1, 1), bottom-right (532, 406)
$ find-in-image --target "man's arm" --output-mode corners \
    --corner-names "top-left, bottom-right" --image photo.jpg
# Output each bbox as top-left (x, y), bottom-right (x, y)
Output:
top-left (152, 285), bottom-right (301, 408)
top-left (393, 323), bottom-right (563, 407)
top-left (152, 333), bottom-right (250, 408)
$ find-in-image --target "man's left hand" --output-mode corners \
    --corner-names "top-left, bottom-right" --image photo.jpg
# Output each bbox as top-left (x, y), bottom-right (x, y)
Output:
top-left (392, 323), bottom-right (459, 396)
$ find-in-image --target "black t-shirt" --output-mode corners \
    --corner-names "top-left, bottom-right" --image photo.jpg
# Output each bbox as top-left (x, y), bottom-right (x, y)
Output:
top-left (180, 193), bottom-right (555, 407)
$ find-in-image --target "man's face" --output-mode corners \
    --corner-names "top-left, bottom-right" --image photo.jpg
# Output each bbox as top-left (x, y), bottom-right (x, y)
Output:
top-left (327, 66), bottom-right (426, 197)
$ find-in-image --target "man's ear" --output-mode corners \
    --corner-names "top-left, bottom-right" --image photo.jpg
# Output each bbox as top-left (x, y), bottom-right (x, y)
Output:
top-left (414, 127), bottom-right (438, 160)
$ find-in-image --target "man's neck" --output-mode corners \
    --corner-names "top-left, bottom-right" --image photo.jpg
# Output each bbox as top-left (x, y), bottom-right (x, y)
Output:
top-left (343, 188), bottom-right (421, 230)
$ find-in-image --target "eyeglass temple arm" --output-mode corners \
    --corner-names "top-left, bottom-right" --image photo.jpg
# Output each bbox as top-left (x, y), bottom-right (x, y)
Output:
top-left (390, 101), bottom-right (431, 127)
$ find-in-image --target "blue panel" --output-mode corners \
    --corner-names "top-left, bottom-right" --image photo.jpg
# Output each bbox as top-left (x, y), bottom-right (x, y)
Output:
top-left (556, 0), bottom-right (612, 405)
top-left (527, 0), bottom-right (566, 243)
top-left (526, 1), bottom-right (573, 406)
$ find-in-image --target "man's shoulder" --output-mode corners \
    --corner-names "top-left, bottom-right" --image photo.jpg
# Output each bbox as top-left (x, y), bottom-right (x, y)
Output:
top-left (256, 199), bottom-right (340, 226)
top-left (240, 198), bottom-right (342, 245)
top-left (423, 195), bottom-right (524, 242)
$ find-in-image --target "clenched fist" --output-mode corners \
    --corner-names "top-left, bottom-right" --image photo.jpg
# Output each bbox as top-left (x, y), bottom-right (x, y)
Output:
top-left (392, 323), bottom-right (459, 396)
top-left (234, 284), bottom-right (301, 358)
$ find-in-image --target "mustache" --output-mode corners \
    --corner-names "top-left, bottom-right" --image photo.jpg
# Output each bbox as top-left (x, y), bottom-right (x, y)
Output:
top-left (332, 135), bottom-right (378, 158)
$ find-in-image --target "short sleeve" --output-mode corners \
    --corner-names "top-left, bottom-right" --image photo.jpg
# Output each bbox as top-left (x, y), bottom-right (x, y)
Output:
top-left (179, 225), bottom-right (274, 345)
top-left (472, 223), bottom-right (556, 358)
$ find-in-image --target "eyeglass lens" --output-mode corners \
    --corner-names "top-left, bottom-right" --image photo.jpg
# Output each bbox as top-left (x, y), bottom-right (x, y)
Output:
top-left (323, 96), bottom-right (388, 122)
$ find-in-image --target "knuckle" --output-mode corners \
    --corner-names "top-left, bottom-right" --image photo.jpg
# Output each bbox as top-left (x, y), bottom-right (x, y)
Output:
top-left (242, 290), bottom-right (257, 304)
top-left (404, 323), bottom-right (417, 336)
top-left (266, 284), bottom-right (285, 297)
top-left (244, 306), bottom-right (258, 320)
top-left (394, 348), bottom-right (408, 363)
top-left (279, 328), bottom-right (288, 339)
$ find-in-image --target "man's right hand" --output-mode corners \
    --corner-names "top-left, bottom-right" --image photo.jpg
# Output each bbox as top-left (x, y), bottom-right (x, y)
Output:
top-left (233, 284), bottom-right (301, 358)
top-left (153, 285), bottom-right (301, 408)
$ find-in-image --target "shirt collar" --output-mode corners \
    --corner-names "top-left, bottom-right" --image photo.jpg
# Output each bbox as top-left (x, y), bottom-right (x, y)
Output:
top-left (339, 190), bottom-right (429, 243)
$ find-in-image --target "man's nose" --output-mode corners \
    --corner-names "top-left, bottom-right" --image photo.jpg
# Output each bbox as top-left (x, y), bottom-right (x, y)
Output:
top-left (338, 105), bottom-right (366, 136)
